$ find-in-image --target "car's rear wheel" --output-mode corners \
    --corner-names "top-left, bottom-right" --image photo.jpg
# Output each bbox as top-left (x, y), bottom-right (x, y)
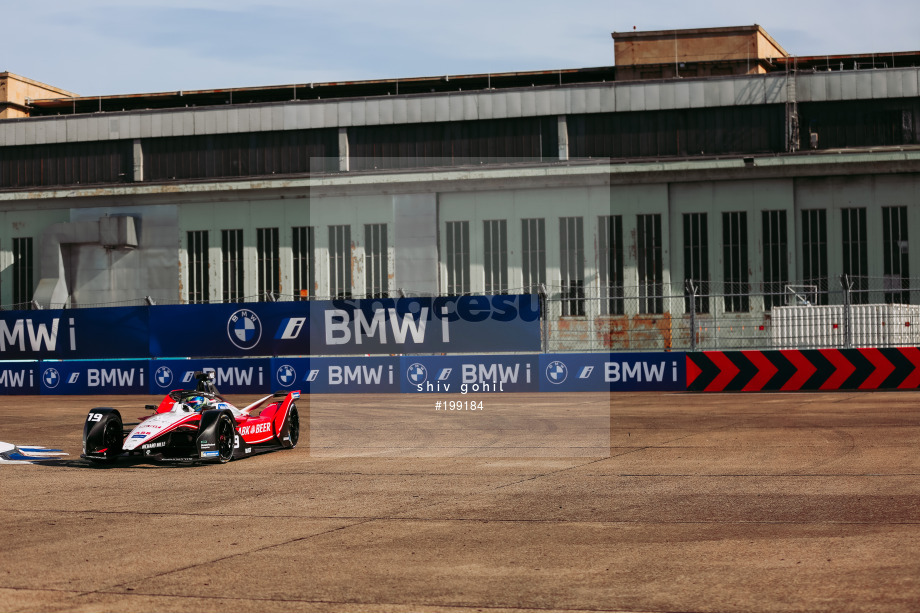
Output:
top-left (281, 404), bottom-right (299, 449)
top-left (215, 414), bottom-right (235, 463)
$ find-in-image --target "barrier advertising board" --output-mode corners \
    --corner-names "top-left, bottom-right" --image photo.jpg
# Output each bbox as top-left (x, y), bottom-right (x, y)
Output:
top-left (0, 362), bottom-right (40, 395)
top-left (149, 359), bottom-right (271, 395)
top-left (39, 360), bottom-right (149, 395)
top-left (0, 295), bottom-right (540, 360)
top-left (540, 353), bottom-right (686, 392)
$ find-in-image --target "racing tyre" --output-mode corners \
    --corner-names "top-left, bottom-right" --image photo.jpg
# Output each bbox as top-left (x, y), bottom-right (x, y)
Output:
top-left (215, 414), bottom-right (235, 463)
top-left (281, 404), bottom-right (299, 449)
top-left (87, 411), bottom-right (123, 463)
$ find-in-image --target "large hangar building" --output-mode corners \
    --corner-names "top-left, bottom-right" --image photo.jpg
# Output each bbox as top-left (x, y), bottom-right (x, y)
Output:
top-left (1, 25), bottom-right (919, 351)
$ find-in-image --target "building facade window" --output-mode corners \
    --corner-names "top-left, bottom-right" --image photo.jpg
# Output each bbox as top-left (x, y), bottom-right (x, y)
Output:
top-left (521, 218), bottom-right (546, 296)
top-left (841, 207), bottom-right (868, 304)
top-left (637, 214), bottom-right (663, 314)
top-left (483, 219), bottom-right (508, 295)
top-left (682, 213), bottom-right (709, 314)
top-left (256, 227), bottom-right (280, 301)
top-left (187, 230), bottom-right (209, 304)
top-left (762, 210), bottom-right (788, 311)
top-left (445, 221), bottom-right (470, 295)
top-left (329, 225), bottom-right (352, 299)
top-left (559, 216), bottom-right (585, 316)
top-left (365, 223), bottom-right (388, 298)
top-left (722, 211), bottom-right (749, 312)
top-left (882, 206), bottom-right (909, 304)
top-left (599, 215), bottom-right (624, 315)
top-left (221, 229), bottom-right (244, 303)
top-left (12, 237), bottom-right (33, 309)
top-left (292, 226), bottom-right (314, 300)
top-left (801, 209), bottom-right (828, 305)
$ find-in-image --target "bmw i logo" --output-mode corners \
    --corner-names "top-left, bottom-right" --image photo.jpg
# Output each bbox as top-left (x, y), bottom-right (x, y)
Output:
top-left (276, 364), bottom-right (296, 387)
top-left (227, 309), bottom-right (262, 350)
top-left (545, 361), bottom-right (568, 384)
top-left (155, 366), bottom-right (173, 388)
top-left (42, 368), bottom-right (61, 389)
top-left (407, 363), bottom-right (428, 385)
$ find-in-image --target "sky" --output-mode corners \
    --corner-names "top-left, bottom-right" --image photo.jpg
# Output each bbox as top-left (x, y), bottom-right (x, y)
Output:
top-left (3, 0), bottom-right (919, 97)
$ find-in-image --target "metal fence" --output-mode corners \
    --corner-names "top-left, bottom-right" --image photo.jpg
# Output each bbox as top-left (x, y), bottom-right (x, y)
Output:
top-left (542, 275), bottom-right (920, 352)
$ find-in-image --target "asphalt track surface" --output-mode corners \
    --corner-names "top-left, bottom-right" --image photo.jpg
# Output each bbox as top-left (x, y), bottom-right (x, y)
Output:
top-left (2, 391), bottom-right (920, 612)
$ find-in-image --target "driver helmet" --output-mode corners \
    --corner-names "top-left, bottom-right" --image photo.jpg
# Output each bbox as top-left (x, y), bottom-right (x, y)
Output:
top-left (185, 395), bottom-right (208, 411)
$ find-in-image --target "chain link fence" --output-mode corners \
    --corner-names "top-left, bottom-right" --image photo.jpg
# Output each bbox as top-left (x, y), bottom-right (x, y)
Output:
top-left (543, 275), bottom-right (920, 352)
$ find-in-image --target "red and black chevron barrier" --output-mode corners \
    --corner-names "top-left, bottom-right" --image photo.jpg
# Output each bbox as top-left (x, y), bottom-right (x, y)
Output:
top-left (686, 347), bottom-right (920, 392)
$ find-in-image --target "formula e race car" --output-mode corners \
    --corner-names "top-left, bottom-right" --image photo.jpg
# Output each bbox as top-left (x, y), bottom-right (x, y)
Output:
top-left (82, 372), bottom-right (300, 464)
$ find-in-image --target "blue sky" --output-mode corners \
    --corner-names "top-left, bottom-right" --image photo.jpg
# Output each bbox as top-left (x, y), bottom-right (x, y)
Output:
top-left (4, 0), bottom-right (919, 96)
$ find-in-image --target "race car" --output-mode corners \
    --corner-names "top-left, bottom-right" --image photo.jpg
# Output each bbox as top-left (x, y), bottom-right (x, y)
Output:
top-left (82, 372), bottom-right (300, 464)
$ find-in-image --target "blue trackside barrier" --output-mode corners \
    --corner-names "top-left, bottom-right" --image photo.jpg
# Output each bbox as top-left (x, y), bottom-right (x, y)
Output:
top-left (6, 352), bottom-right (689, 395)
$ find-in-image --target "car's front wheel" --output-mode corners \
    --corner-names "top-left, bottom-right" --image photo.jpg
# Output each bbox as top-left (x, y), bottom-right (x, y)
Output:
top-left (281, 404), bottom-right (299, 449)
top-left (215, 414), bottom-right (235, 463)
